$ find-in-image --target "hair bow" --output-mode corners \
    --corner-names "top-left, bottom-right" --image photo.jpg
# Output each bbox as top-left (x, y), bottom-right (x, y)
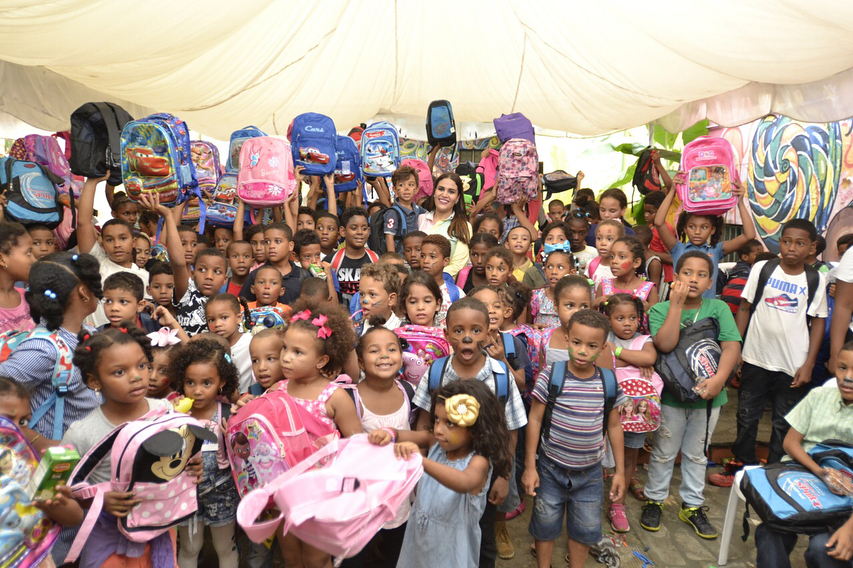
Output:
top-left (444, 394), bottom-right (480, 427)
top-left (148, 327), bottom-right (180, 348)
top-left (290, 310), bottom-right (311, 322)
top-left (312, 314), bottom-right (333, 339)
top-left (543, 242), bottom-right (572, 255)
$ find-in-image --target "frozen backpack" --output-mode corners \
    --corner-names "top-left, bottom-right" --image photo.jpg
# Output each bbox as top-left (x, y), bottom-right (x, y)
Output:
top-left (69, 102), bottom-right (134, 186)
top-left (394, 325), bottom-right (451, 387)
top-left (207, 173), bottom-right (242, 227)
top-left (0, 159), bottom-right (65, 229)
top-left (321, 135), bottom-right (363, 194)
top-left (9, 134), bottom-right (81, 200)
top-left (426, 100), bottom-right (457, 147)
top-left (225, 388), bottom-right (327, 497)
top-left (64, 408), bottom-right (215, 563)
top-left (361, 121), bottom-right (401, 178)
top-left (614, 337), bottom-right (662, 433)
top-left (676, 136), bottom-right (739, 216)
top-left (496, 138), bottom-right (539, 204)
top-left (237, 136), bottom-right (297, 223)
top-left (120, 113), bottom-right (199, 209)
top-left (226, 126), bottom-right (266, 174)
top-left (493, 113), bottom-right (535, 144)
top-left (291, 113), bottom-right (337, 176)
top-left (237, 435), bottom-right (423, 559)
top-left (0, 416), bottom-right (60, 568)
top-left (400, 158), bottom-right (434, 203)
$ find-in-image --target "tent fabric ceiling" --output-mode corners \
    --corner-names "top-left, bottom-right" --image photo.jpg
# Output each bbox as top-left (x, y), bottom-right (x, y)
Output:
top-left (2, 0), bottom-right (853, 139)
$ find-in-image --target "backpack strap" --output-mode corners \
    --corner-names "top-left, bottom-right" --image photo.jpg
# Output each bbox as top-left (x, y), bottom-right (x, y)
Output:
top-left (398, 379), bottom-right (418, 425)
top-left (599, 367), bottom-right (618, 434)
top-left (456, 266), bottom-right (471, 289)
top-left (749, 258), bottom-right (781, 315)
top-left (427, 356), bottom-right (450, 397)
top-left (541, 361), bottom-right (567, 442)
top-left (365, 249), bottom-right (380, 263)
top-left (25, 328), bottom-right (73, 440)
top-left (390, 204), bottom-right (407, 235)
top-left (804, 264), bottom-right (820, 318)
top-left (535, 263), bottom-right (546, 285)
top-left (441, 273), bottom-right (460, 303)
top-left (501, 332), bottom-right (517, 368)
top-left (330, 249), bottom-right (347, 273)
top-left (493, 360), bottom-right (510, 404)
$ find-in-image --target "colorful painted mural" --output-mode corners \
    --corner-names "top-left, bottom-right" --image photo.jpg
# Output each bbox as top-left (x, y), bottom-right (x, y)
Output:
top-left (713, 115), bottom-right (853, 260)
top-left (399, 136), bottom-right (500, 173)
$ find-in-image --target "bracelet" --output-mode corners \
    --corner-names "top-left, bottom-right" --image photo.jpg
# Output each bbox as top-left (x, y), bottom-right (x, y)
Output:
top-left (614, 346), bottom-right (623, 359)
top-left (30, 433), bottom-right (41, 445)
top-left (381, 427), bottom-right (397, 443)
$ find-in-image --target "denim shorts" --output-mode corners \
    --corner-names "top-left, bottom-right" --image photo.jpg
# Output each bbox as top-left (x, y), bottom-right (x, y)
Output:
top-left (188, 451), bottom-right (239, 527)
top-left (528, 454), bottom-right (603, 545)
top-left (624, 431), bottom-right (647, 449)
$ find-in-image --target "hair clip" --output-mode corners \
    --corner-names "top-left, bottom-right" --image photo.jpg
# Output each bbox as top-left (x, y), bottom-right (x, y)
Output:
top-left (71, 254), bottom-right (78, 262)
top-left (291, 310), bottom-right (311, 322)
top-left (82, 333), bottom-right (91, 342)
top-left (444, 394), bottom-right (480, 427)
top-left (148, 328), bottom-right (180, 347)
top-left (44, 289), bottom-right (57, 300)
top-left (25, 286), bottom-right (30, 292)
top-left (224, 353), bottom-right (232, 364)
top-left (119, 327), bottom-right (128, 334)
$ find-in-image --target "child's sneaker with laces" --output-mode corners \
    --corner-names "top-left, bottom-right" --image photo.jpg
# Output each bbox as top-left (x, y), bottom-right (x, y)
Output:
top-left (640, 500), bottom-right (663, 532)
top-left (608, 503), bottom-right (630, 533)
top-left (679, 504), bottom-right (718, 539)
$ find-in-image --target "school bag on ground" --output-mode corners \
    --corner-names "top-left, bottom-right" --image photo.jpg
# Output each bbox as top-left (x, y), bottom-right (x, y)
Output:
top-left (614, 336), bottom-right (663, 434)
top-left (9, 134), bottom-right (81, 200)
top-left (426, 100), bottom-right (457, 147)
top-left (676, 136), bottom-right (739, 216)
top-left (226, 126), bottom-right (266, 174)
top-left (400, 158), bottom-right (434, 203)
top-left (0, 415), bottom-right (60, 567)
top-left (633, 147), bottom-right (662, 196)
top-left (740, 440), bottom-right (853, 535)
top-left (494, 113), bottom-right (535, 144)
top-left (323, 135), bottom-right (362, 193)
top-left (541, 362), bottom-right (618, 441)
top-left (395, 325), bottom-right (451, 387)
top-left (291, 113), bottom-right (337, 176)
top-left (237, 435), bottom-right (423, 558)
top-left (361, 121), bottom-right (401, 178)
top-left (237, 136), bottom-right (296, 223)
top-left (69, 102), bottom-right (133, 186)
top-left (64, 408), bottom-right (216, 563)
top-left (366, 204), bottom-right (407, 255)
top-left (0, 158), bottom-right (66, 229)
top-left (496, 139), bottom-right (539, 204)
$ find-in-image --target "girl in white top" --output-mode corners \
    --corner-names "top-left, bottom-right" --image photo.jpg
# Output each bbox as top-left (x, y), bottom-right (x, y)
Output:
top-left (417, 173), bottom-right (472, 277)
top-left (204, 294), bottom-right (253, 393)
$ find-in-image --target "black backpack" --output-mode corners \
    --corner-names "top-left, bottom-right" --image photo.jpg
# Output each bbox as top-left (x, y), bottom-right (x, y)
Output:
top-left (69, 102), bottom-right (133, 186)
top-left (632, 147), bottom-right (662, 196)
top-left (655, 317), bottom-right (726, 404)
top-left (367, 204), bottom-right (406, 255)
top-left (426, 100), bottom-right (457, 147)
top-left (542, 170), bottom-right (577, 200)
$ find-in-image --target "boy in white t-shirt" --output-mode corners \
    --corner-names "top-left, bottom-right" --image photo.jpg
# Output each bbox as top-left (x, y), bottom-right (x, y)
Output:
top-left (725, 220), bottom-right (828, 479)
top-left (419, 234), bottom-right (463, 327)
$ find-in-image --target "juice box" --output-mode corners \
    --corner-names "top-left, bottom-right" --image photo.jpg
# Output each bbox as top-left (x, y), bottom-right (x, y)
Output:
top-left (27, 446), bottom-right (80, 500)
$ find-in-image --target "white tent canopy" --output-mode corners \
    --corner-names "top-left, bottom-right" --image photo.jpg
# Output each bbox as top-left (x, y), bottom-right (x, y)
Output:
top-left (2, 0), bottom-right (853, 139)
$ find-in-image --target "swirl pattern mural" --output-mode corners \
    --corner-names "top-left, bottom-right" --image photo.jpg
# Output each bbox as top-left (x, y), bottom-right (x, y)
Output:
top-left (399, 136), bottom-right (500, 174)
top-left (747, 115), bottom-right (843, 252)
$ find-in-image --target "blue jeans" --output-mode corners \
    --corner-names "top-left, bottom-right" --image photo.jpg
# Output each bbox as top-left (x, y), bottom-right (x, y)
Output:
top-left (645, 404), bottom-right (720, 507)
top-left (756, 523), bottom-right (853, 568)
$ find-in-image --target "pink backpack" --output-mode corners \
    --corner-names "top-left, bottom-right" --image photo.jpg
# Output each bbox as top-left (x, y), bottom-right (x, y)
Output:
top-left (614, 335), bottom-right (663, 433)
top-left (477, 149), bottom-right (500, 191)
top-left (237, 435), bottom-right (423, 559)
top-left (676, 136), bottom-right (739, 216)
top-left (64, 408), bottom-right (215, 563)
top-left (9, 134), bottom-right (81, 199)
top-left (394, 325), bottom-right (451, 387)
top-left (400, 158), bottom-right (434, 202)
top-left (496, 139), bottom-right (539, 204)
top-left (225, 388), bottom-right (332, 497)
top-left (237, 135), bottom-right (296, 222)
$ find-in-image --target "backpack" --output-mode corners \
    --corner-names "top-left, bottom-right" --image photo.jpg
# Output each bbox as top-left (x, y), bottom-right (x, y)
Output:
top-left (632, 147), bottom-right (662, 196)
top-left (440, 272), bottom-right (461, 303)
top-left (361, 122), bottom-right (401, 178)
top-left (748, 258), bottom-right (820, 327)
top-left (740, 440), bottom-right (853, 535)
top-left (427, 355), bottom-right (511, 405)
top-left (226, 126), bottom-right (266, 174)
top-left (328, 248), bottom-right (380, 295)
top-left (237, 435), bottom-right (423, 559)
top-left (367, 204), bottom-right (407, 255)
top-left (190, 140), bottom-right (221, 197)
top-left (542, 170), bottom-right (577, 200)
top-left (400, 158), bottom-right (434, 203)
top-left (654, 317), bottom-right (725, 403)
top-left (9, 134), bottom-right (81, 199)
top-left (69, 102), bottom-right (134, 186)
top-left (478, 149), bottom-right (500, 190)
top-left (225, 388), bottom-right (326, 497)
top-left (207, 173), bottom-right (241, 227)
top-left (322, 135), bottom-right (362, 193)
top-left (247, 305), bottom-right (289, 332)
top-left (65, 408), bottom-right (215, 563)
top-left (0, 158), bottom-right (65, 229)
top-left (676, 136), bottom-right (739, 216)
top-left (0, 416), bottom-right (60, 568)
top-left (614, 336), bottom-right (662, 433)
top-left (394, 325), bottom-right (452, 387)
top-left (541, 363), bottom-right (617, 441)
top-left (426, 100), bottom-right (457, 147)
top-left (493, 113), bottom-right (535, 144)
top-left (291, 113), bottom-right (337, 176)
top-left (120, 113), bottom-right (200, 210)
top-left (496, 139), bottom-right (539, 204)
top-left (237, 136), bottom-right (297, 222)
top-left (455, 162), bottom-right (484, 204)
top-left (455, 266), bottom-right (472, 289)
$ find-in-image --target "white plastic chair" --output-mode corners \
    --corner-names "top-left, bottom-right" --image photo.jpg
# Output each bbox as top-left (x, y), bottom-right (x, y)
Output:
top-left (718, 465), bottom-right (761, 566)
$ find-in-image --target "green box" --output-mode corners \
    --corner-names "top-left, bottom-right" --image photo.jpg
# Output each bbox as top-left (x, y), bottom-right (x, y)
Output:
top-left (27, 446), bottom-right (80, 500)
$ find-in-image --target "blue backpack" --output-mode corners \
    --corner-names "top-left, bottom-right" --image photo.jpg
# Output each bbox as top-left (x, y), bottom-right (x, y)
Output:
top-left (541, 363), bottom-right (617, 440)
top-left (291, 113), bottom-right (337, 176)
top-left (741, 441), bottom-right (853, 535)
top-left (226, 126), bottom-right (265, 174)
top-left (427, 356), bottom-right (511, 405)
top-left (323, 135), bottom-right (362, 193)
top-left (361, 121), bottom-right (401, 178)
top-left (426, 100), bottom-right (457, 147)
top-left (0, 158), bottom-right (65, 229)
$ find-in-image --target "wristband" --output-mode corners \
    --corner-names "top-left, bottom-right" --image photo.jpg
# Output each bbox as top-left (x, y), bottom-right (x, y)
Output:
top-left (614, 346), bottom-right (623, 359)
top-left (381, 427), bottom-right (397, 443)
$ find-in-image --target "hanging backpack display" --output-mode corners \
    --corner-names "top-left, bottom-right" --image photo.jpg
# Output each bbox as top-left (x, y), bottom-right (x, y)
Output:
top-left (237, 136), bottom-right (296, 223)
top-left (0, 158), bottom-right (65, 229)
top-left (321, 135), bottom-right (362, 194)
top-left (426, 100), bottom-right (457, 147)
top-left (493, 112), bottom-right (535, 144)
top-left (69, 102), bottom-right (134, 186)
top-left (400, 158), bottom-right (434, 202)
top-left (632, 147), bottom-right (662, 196)
top-left (227, 126), bottom-right (266, 174)
top-left (291, 113), bottom-right (337, 176)
top-left (495, 139), bottom-right (539, 204)
top-left (361, 121), bottom-right (401, 178)
top-left (676, 136), bottom-right (739, 216)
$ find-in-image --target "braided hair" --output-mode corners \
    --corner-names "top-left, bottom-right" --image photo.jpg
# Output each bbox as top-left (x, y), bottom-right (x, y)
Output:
top-left (27, 252), bottom-right (102, 331)
top-left (601, 293), bottom-right (646, 334)
top-left (73, 324), bottom-right (152, 385)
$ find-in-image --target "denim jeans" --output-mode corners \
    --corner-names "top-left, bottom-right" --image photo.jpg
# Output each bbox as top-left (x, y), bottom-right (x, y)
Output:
top-left (732, 362), bottom-right (809, 464)
top-left (755, 523), bottom-right (853, 568)
top-left (645, 404), bottom-right (720, 507)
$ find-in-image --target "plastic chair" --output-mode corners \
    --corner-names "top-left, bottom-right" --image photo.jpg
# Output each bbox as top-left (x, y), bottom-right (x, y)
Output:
top-left (717, 465), bottom-right (760, 566)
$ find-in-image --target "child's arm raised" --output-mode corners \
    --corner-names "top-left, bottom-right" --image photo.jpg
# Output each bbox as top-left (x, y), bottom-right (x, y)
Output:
top-left (323, 172), bottom-right (336, 215)
top-left (653, 179), bottom-right (680, 252)
top-left (396, 441), bottom-right (490, 495)
top-left (283, 185), bottom-right (298, 231)
top-left (140, 193), bottom-right (189, 301)
top-left (233, 198), bottom-right (246, 241)
top-left (522, 399), bottom-right (545, 496)
top-left (152, 306), bottom-right (190, 343)
top-left (327, 388), bottom-right (364, 437)
top-left (653, 280), bottom-right (687, 353)
top-left (652, 150), bottom-right (673, 191)
top-left (511, 195), bottom-right (538, 243)
top-left (76, 173), bottom-right (110, 255)
top-left (721, 181), bottom-right (757, 255)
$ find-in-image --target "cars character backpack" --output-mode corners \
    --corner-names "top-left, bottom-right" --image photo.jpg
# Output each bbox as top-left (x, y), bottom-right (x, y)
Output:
top-left (237, 136), bottom-right (297, 223)
top-left (361, 121), bottom-right (401, 178)
top-left (227, 126), bottom-right (266, 174)
top-left (426, 100), bottom-right (457, 147)
top-left (207, 173), bottom-right (243, 227)
top-left (496, 139), bottom-right (539, 204)
top-left (400, 158), bottom-right (434, 203)
top-left (0, 416), bottom-right (60, 568)
top-left (64, 408), bottom-right (215, 563)
top-left (322, 135), bottom-right (362, 194)
top-left (676, 136), bottom-right (739, 216)
top-left (9, 134), bottom-right (81, 200)
top-left (0, 159), bottom-right (65, 229)
top-left (120, 113), bottom-right (200, 209)
top-left (69, 102), bottom-right (134, 186)
top-left (291, 113), bottom-right (337, 176)
top-left (493, 112), bottom-right (535, 144)
top-left (394, 325), bottom-right (451, 387)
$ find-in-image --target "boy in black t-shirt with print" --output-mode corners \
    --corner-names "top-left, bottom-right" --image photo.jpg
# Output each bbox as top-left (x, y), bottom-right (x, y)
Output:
top-left (325, 207), bottom-right (378, 307)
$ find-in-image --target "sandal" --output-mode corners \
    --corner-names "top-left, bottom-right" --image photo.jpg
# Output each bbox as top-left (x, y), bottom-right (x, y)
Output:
top-left (630, 477), bottom-right (646, 501)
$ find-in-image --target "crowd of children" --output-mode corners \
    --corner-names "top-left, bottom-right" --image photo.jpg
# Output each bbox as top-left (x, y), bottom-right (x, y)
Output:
top-left (0, 146), bottom-right (852, 568)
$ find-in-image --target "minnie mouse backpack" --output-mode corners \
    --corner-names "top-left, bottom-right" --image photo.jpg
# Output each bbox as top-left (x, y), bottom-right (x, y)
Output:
top-left (676, 136), bottom-right (739, 216)
top-left (64, 408), bottom-right (215, 563)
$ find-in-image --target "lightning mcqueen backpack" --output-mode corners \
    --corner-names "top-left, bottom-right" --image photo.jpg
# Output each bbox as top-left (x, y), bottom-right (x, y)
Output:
top-left (291, 113), bottom-right (337, 176)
